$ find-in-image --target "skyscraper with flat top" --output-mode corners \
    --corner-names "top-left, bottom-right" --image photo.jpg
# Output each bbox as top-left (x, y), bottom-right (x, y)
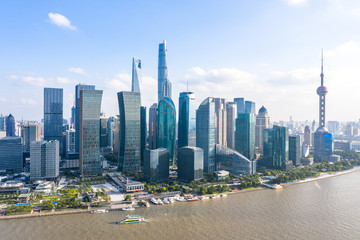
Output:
top-left (117, 91), bottom-right (141, 173)
top-left (235, 113), bottom-right (255, 160)
top-left (158, 40), bottom-right (172, 101)
top-left (214, 98), bottom-right (227, 146)
top-left (149, 103), bottom-right (158, 149)
top-left (44, 88), bottom-right (63, 155)
top-left (226, 102), bottom-right (237, 149)
top-left (79, 89), bottom-right (103, 176)
top-left (132, 57), bottom-right (141, 92)
top-left (5, 114), bottom-right (15, 137)
top-left (178, 92), bottom-right (196, 148)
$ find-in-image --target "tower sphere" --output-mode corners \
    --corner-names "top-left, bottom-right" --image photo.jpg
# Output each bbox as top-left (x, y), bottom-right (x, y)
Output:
top-left (317, 86), bottom-right (328, 96)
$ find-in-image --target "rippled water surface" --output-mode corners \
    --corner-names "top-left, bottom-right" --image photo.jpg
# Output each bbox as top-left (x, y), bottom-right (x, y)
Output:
top-left (1, 171), bottom-right (360, 240)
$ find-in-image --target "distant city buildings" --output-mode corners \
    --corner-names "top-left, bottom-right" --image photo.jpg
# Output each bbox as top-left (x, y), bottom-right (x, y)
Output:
top-left (21, 123), bottom-right (41, 152)
top-left (304, 126), bottom-right (312, 146)
top-left (178, 92), bottom-right (196, 148)
top-left (30, 140), bottom-right (59, 180)
top-left (255, 106), bottom-right (270, 153)
top-left (100, 113), bottom-right (108, 148)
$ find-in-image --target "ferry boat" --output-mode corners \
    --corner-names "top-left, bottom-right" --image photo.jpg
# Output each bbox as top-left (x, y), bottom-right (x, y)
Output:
top-left (163, 198), bottom-right (170, 204)
top-left (199, 196), bottom-right (209, 200)
top-left (210, 194), bottom-right (220, 199)
top-left (144, 201), bottom-right (150, 207)
top-left (122, 205), bottom-right (135, 211)
top-left (168, 197), bottom-right (175, 203)
top-left (187, 197), bottom-right (199, 202)
top-left (116, 215), bottom-right (146, 225)
top-left (157, 199), bottom-right (164, 205)
top-left (272, 184), bottom-right (283, 190)
top-left (91, 209), bottom-right (108, 214)
top-left (150, 198), bottom-right (158, 205)
top-left (220, 194), bottom-right (227, 197)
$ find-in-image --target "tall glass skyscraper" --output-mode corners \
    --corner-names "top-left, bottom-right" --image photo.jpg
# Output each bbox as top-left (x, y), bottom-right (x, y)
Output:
top-left (245, 101), bottom-right (256, 114)
top-left (226, 102), bottom-right (237, 149)
top-left (75, 84), bottom-right (95, 152)
top-left (141, 106), bottom-right (147, 165)
top-left (255, 106), bottom-right (270, 153)
top-left (30, 140), bottom-right (59, 180)
top-left (178, 92), bottom-right (196, 148)
top-left (144, 148), bottom-right (169, 183)
top-left (158, 97), bottom-right (176, 166)
top-left (79, 89), bottom-right (103, 177)
top-left (214, 98), bottom-right (227, 146)
top-left (132, 57), bottom-right (141, 92)
top-left (235, 113), bottom-right (255, 160)
top-left (44, 88), bottom-right (63, 155)
top-left (196, 97), bottom-right (216, 173)
top-left (0, 114), bottom-right (5, 131)
top-left (178, 146), bottom-right (204, 182)
top-left (117, 91), bottom-right (141, 173)
top-left (234, 98), bottom-right (245, 114)
top-left (5, 114), bottom-right (15, 137)
top-left (0, 137), bottom-right (23, 173)
top-left (289, 135), bottom-right (301, 166)
top-left (149, 103), bottom-right (158, 149)
top-left (158, 40), bottom-right (172, 101)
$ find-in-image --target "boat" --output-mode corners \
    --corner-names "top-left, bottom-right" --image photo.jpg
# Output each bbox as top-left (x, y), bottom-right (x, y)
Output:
top-left (116, 215), bottom-right (146, 225)
top-left (220, 194), bottom-right (227, 197)
top-left (168, 197), bottom-right (175, 203)
top-left (150, 198), bottom-right (158, 205)
top-left (200, 196), bottom-right (209, 200)
top-left (210, 194), bottom-right (220, 199)
top-left (91, 209), bottom-right (108, 214)
top-left (157, 199), bottom-right (164, 205)
top-left (187, 197), bottom-right (199, 202)
top-left (163, 198), bottom-right (170, 204)
top-left (122, 205), bottom-right (135, 211)
top-left (144, 201), bottom-right (150, 207)
top-left (272, 184), bottom-right (283, 190)
top-left (176, 197), bottom-right (186, 202)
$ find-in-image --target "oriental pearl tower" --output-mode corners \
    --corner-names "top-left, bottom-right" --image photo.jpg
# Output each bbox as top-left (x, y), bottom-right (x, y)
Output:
top-left (317, 50), bottom-right (328, 130)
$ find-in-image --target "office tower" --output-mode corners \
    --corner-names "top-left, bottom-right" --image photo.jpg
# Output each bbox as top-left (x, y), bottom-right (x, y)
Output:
top-left (304, 126), bottom-right (312, 146)
top-left (196, 97), bottom-right (216, 173)
top-left (0, 137), bottom-right (23, 173)
top-left (245, 101), bottom-right (256, 114)
top-left (117, 91), bottom-right (141, 173)
top-left (71, 106), bottom-right (75, 125)
top-left (75, 84), bottom-right (95, 152)
top-left (226, 102), bottom-right (237, 149)
top-left (21, 123), bottom-right (41, 152)
top-left (263, 126), bottom-right (293, 170)
top-left (158, 97), bottom-right (176, 166)
top-left (327, 121), bottom-right (340, 135)
top-left (107, 117), bottom-right (116, 150)
top-left (99, 113), bottom-right (108, 148)
top-left (141, 106), bottom-right (147, 165)
top-left (235, 113), bottom-right (255, 160)
top-left (215, 144), bottom-right (256, 175)
top-left (214, 98), bottom-right (227, 146)
top-left (289, 135), bottom-right (301, 166)
top-left (79, 89), bottom-right (103, 176)
top-left (132, 58), bottom-right (141, 92)
top-left (234, 98), bottom-right (245, 114)
top-left (178, 146), bottom-right (203, 182)
top-left (149, 103), bottom-right (158, 149)
top-left (0, 114), bottom-right (5, 131)
top-left (30, 140), bottom-right (59, 180)
top-left (345, 124), bottom-right (353, 136)
top-left (178, 92), bottom-right (196, 148)
top-left (113, 116), bottom-right (120, 155)
top-left (66, 128), bottom-right (76, 154)
top-left (143, 148), bottom-right (169, 182)
top-left (158, 40), bottom-right (172, 101)
top-left (314, 52), bottom-right (333, 161)
top-left (44, 88), bottom-right (63, 155)
top-left (5, 114), bottom-right (15, 137)
top-left (255, 106), bottom-right (270, 152)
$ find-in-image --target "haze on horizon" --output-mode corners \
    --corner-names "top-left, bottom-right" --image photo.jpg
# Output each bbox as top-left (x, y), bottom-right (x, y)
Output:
top-left (0, 0), bottom-right (359, 122)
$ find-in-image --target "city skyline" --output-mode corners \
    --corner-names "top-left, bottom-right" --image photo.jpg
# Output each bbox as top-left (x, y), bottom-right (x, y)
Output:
top-left (1, 1), bottom-right (360, 122)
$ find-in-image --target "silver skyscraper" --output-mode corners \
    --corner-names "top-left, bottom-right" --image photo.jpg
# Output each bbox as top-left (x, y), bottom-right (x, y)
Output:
top-left (158, 40), bottom-right (172, 101)
top-left (132, 57), bottom-right (141, 93)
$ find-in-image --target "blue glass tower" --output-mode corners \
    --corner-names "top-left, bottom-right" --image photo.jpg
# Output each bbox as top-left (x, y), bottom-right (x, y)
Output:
top-left (117, 91), bottom-right (141, 173)
top-left (158, 97), bottom-right (176, 166)
top-left (234, 98), bottom-right (245, 114)
top-left (5, 114), bottom-right (15, 137)
top-left (178, 92), bottom-right (196, 148)
top-left (132, 57), bottom-right (141, 93)
top-left (245, 101), bottom-right (256, 114)
top-left (235, 113), bottom-right (255, 160)
top-left (196, 97), bottom-right (216, 173)
top-left (158, 40), bottom-right (172, 101)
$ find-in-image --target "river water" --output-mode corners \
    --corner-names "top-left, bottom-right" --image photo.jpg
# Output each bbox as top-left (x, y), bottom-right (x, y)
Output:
top-left (1, 171), bottom-right (360, 240)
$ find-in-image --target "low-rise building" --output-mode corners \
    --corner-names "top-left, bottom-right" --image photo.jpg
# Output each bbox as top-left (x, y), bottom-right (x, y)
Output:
top-left (215, 170), bottom-right (229, 180)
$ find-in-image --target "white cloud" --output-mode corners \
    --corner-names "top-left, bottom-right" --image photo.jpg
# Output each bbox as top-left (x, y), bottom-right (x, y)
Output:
top-left (324, 40), bottom-right (360, 57)
top-left (20, 76), bottom-right (50, 87)
top-left (284, 0), bottom-right (308, 6)
top-left (11, 75), bottom-right (75, 87)
top-left (21, 98), bottom-right (37, 105)
top-left (56, 77), bottom-right (73, 84)
top-left (68, 67), bottom-right (87, 75)
top-left (0, 98), bottom-right (8, 103)
top-left (48, 12), bottom-right (77, 30)
top-left (106, 73), bottom-right (131, 91)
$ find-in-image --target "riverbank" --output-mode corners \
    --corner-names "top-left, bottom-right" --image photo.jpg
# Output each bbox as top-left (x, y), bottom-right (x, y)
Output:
top-left (281, 166), bottom-right (360, 186)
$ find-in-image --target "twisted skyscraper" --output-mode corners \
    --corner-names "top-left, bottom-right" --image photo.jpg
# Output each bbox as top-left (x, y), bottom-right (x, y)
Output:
top-left (158, 40), bottom-right (172, 101)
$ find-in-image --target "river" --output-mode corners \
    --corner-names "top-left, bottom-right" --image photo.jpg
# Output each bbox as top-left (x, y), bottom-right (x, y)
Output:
top-left (1, 171), bottom-right (360, 240)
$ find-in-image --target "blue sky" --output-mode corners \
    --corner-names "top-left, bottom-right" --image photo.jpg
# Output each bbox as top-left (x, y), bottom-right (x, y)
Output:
top-left (1, 0), bottom-right (360, 122)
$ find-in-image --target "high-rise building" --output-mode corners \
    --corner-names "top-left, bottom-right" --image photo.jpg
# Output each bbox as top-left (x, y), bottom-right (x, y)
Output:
top-left (304, 126), bottom-right (312, 146)
top-left (30, 140), bottom-right (59, 180)
top-left (143, 148), bottom-right (169, 182)
top-left (226, 102), bottom-right (237, 149)
top-left (66, 128), bottom-right (76, 154)
top-left (178, 92), bottom-right (196, 148)
top-left (178, 146), bottom-right (204, 182)
top-left (141, 106), bottom-right (147, 165)
top-left (234, 98), bottom-right (245, 114)
top-left (113, 116), bottom-right (120, 155)
top-left (158, 97), bottom-right (176, 166)
top-left (44, 88), bottom-right (63, 155)
top-left (0, 137), bottom-right (23, 173)
top-left (196, 97), bottom-right (216, 173)
top-left (99, 113), bottom-right (108, 148)
top-left (158, 40), bottom-right (172, 101)
top-left (75, 84), bottom-right (95, 152)
top-left (214, 98), bottom-right (227, 146)
top-left (5, 114), bottom-right (15, 137)
top-left (289, 135), bottom-right (301, 166)
top-left (215, 144), bottom-right (256, 175)
top-left (71, 106), bottom-right (76, 125)
top-left (245, 101), bottom-right (256, 114)
top-left (263, 126), bottom-right (293, 170)
top-left (314, 52), bottom-right (333, 161)
top-left (117, 91), bottom-right (141, 173)
top-left (149, 103), bottom-right (158, 149)
top-left (235, 113), bottom-right (255, 160)
top-left (107, 117), bottom-right (116, 150)
top-left (79, 89), bottom-right (103, 177)
top-left (255, 106), bottom-right (270, 152)
top-left (132, 57), bottom-right (141, 93)
top-left (0, 114), bottom-right (5, 131)
top-left (21, 123), bottom-right (42, 152)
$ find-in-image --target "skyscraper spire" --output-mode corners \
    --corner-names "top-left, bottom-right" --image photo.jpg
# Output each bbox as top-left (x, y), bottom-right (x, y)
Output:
top-left (158, 40), bottom-right (172, 101)
top-left (132, 57), bottom-right (141, 93)
top-left (320, 49), bottom-right (324, 86)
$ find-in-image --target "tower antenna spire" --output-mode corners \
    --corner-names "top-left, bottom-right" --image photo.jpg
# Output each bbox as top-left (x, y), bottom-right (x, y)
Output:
top-left (321, 49), bottom-right (324, 86)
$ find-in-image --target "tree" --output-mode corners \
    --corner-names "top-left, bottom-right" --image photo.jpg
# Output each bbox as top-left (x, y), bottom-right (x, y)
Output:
top-left (125, 195), bottom-right (132, 201)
